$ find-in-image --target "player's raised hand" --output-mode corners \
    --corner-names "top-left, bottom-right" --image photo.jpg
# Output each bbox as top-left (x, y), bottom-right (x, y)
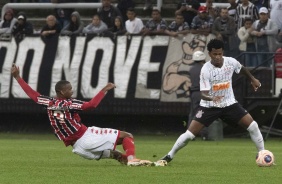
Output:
top-left (251, 79), bottom-right (261, 92)
top-left (11, 63), bottom-right (20, 80)
top-left (102, 83), bottom-right (116, 93)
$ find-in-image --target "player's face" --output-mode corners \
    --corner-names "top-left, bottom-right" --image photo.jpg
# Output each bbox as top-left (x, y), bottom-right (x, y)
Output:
top-left (209, 48), bottom-right (223, 67)
top-left (62, 83), bottom-right (73, 99)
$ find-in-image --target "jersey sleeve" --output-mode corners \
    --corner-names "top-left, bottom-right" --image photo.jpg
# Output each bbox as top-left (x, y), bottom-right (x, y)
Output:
top-left (81, 91), bottom-right (105, 110)
top-left (200, 65), bottom-right (211, 91)
top-left (17, 78), bottom-right (40, 102)
top-left (231, 57), bottom-right (242, 74)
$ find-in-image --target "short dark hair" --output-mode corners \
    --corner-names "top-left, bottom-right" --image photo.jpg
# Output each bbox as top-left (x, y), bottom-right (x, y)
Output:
top-left (127, 7), bottom-right (135, 13)
top-left (207, 39), bottom-right (224, 52)
top-left (55, 80), bottom-right (70, 93)
top-left (244, 17), bottom-right (253, 24)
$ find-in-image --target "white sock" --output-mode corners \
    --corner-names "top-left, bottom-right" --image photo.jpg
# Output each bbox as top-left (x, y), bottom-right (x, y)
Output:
top-left (168, 130), bottom-right (195, 158)
top-left (247, 121), bottom-right (264, 151)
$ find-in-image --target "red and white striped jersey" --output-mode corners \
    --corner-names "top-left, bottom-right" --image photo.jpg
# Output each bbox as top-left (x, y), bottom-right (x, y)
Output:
top-left (37, 96), bottom-right (86, 141)
top-left (200, 56), bottom-right (242, 108)
top-left (16, 78), bottom-right (105, 146)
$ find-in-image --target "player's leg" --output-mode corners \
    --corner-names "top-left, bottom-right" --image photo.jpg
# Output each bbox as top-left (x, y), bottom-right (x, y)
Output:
top-left (226, 103), bottom-right (264, 152)
top-left (72, 127), bottom-right (128, 163)
top-left (116, 131), bottom-right (136, 162)
top-left (117, 131), bottom-right (153, 166)
top-left (160, 120), bottom-right (204, 162)
top-left (238, 113), bottom-right (264, 151)
top-left (160, 106), bottom-right (220, 162)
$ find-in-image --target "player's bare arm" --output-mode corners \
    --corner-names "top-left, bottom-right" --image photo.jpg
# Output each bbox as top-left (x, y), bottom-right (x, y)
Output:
top-left (201, 90), bottom-right (224, 102)
top-left (239, 66), bottom-right (261, 91)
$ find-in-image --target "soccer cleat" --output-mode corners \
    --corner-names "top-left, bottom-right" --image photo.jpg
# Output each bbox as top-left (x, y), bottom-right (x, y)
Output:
top-left (154, 160), bottom-right (168, 167)
top-left (127, 158), bottom-right (142, 166)
top-left (159, 155), bottom-right (173, 163)
top-left (140, 160), bottom-right (154, 166)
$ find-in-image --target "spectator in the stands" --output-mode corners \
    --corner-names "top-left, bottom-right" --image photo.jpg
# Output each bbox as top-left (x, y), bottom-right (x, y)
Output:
top-left (41, 15), bottom-right (62, 38)
top-left (190, 6), bottom-right (213, 36)
top-left (0, 8), bottom-right (17, 35)
top-left (61, 11), bottom-right (84, 35)
top-left (251, 7), bottom-right (278, 67)
top-left (82, 14), bottom-right (108, 34)
top-left (165, 13), bottom-right (190, 37)
top-left (212, 7), bottom-right (237, 57)
top-left (205, 0), bottom-right (219, 19)
top-left (227, 0), bottom-right (239, 18)
top-left (117, 0), bottom-right (135, 23)
top-left (105, 16), bottom-right (126, 36)
top-left (269, 0), bottom-right (282, 36)
top-left (12, 12), bottom-right (34, 40)
top-left (235, 0), bottom-right (259, 30)
top-left (142, 8), bottom-right (167, 36)
top-left (125, 8), bottom-right (144, 34)
top-left (251, 0), bottom-right (268, 10)
top-left (175, 0), bottom-right (201, 27)
top-left (51, 0), bottom-right (77, 29)
top-left (97, 0), bottom-right (122, 29)
top-left (237, 18), bottom-right (257, 67)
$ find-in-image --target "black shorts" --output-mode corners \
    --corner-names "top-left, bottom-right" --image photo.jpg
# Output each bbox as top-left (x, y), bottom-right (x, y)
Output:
top-left (193, 103), bottom-right (248, 127)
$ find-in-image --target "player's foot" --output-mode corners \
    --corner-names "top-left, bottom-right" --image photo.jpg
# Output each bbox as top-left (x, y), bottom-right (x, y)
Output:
top-left (154, 160), bottom-right (168, 167)
top-left (140, 160), bottom-right (154, 166)
top-left (159, 155), bottom-right (173, 163)
top-left (127, 158), bottom-right (142, 166)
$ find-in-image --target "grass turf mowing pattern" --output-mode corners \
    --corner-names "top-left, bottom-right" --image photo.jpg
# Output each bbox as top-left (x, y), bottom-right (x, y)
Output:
top-left (0, 133), bottom-right (281, 184)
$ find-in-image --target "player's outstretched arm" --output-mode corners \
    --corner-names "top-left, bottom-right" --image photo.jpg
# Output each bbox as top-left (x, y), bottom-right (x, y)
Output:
top-left (239, 66), bottom-right (261, 91)
top-left (11, 64), bottom-right (40, 102)
top-left (81, 83), bottom-right (116, 110)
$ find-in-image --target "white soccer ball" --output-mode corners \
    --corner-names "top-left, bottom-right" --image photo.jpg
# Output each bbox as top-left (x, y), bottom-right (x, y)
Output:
top-left (256, 150), bottom-right (274, 167)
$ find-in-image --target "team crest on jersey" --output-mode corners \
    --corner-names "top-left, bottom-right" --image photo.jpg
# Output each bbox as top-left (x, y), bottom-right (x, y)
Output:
top-left (195, 110), bottom-right (204, 118)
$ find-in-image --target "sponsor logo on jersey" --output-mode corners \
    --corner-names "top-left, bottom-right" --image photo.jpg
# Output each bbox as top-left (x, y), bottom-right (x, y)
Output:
top-left (212, 81), bottom-right (230, 91)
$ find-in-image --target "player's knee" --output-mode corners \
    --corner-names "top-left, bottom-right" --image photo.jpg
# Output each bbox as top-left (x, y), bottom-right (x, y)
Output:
top-left (120, 131), bottom-right (133, 139)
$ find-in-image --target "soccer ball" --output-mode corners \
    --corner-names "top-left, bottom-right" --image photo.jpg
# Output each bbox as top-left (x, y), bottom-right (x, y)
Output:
top-left (256, 150), bottom-right (274, 167)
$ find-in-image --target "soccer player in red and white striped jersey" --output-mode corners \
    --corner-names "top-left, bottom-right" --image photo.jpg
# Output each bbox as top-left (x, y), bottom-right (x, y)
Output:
top-left (160, 39), bottom-right (265, 163)
top-left (11, 64), bottom-right (151, 166)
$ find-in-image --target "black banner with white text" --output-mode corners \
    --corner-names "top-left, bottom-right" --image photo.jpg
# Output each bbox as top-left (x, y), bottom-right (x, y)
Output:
top-left (2, 34), bottom-right (259, 115)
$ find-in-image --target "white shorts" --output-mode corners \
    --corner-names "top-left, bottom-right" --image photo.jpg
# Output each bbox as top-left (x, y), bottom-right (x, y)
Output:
top-left (72, 126), bottom-right (120, 160)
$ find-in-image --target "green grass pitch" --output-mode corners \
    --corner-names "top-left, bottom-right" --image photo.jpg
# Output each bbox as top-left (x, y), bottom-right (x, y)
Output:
top-left (0, 133), bottom-right (281, 184)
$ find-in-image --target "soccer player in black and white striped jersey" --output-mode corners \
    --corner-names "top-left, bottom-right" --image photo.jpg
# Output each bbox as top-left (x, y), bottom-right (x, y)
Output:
top-left (160, 39), bottom-right (265, 163)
